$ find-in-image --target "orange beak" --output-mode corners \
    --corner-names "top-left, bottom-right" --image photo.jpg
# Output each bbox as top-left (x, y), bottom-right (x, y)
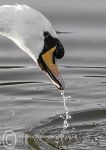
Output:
top-left (38, 47), bottom-right (64, 90)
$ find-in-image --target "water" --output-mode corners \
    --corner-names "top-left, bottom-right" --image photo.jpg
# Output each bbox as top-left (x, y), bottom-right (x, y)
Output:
top-left (0, 0), bottom-right (106, 149)
top-left (60, 90), bottom-right (71, 129)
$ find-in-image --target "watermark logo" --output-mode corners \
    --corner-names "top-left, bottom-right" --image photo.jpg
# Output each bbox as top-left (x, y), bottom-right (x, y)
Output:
top-left (2, 130), bottom-right (16, 150)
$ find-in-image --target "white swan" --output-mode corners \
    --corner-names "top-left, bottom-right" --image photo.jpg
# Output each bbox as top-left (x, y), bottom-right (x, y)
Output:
top-left (0, 4), bottom-right (65, 90)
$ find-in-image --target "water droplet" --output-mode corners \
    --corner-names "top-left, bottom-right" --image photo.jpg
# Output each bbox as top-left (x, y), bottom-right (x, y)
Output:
top-left (10, 110), bottom-right (15, 117)
top-left (60, 90), bottom-right (71, 130)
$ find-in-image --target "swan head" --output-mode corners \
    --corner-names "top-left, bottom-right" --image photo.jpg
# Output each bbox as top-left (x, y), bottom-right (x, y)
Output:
top-left (0, 4), bottom-right (65, 90)
top-left (37, 31), bottom-right (65, 90)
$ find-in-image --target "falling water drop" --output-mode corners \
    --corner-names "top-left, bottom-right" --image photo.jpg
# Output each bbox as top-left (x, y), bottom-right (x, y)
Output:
top-left (60, 90), bottom-right (71, 129)
top-left (10, 109), bottom-right (15, 117)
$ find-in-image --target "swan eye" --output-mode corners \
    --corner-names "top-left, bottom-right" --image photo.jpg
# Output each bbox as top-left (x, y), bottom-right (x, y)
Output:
top-left (44, 31), bottom-right (50, 38)
top-left (54, 42), bottom-right (65, 59)
top-left (43, 32), bottom-right (65, 59)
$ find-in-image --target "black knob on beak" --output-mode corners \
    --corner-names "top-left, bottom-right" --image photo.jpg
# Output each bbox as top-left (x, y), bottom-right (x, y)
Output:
top-left (54, 40), bottom-right (65, 59)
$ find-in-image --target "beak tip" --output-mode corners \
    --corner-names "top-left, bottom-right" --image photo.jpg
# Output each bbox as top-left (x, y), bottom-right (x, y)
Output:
top-left (56, 75), bottom-right (65, 90)
top-left (59, 85), bottom-right (64, 90)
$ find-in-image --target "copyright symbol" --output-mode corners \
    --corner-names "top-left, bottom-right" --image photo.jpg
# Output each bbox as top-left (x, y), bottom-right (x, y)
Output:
top-left (2, 130), bottom-right (16, 150)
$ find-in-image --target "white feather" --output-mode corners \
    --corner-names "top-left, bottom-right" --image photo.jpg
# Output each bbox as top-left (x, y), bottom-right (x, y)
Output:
top-left (0, 4), bottom-right (57, 63)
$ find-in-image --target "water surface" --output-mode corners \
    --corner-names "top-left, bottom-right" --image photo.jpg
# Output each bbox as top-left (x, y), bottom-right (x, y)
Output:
top-left (0, 0), bottom-right (106, 149)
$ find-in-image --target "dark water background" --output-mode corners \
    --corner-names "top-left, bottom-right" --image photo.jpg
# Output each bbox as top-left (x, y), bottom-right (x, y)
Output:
top-left (0, 0), bottom-right (106, 149)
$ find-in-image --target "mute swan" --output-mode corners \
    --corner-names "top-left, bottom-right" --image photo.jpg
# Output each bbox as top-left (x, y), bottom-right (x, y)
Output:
top-left (0, 4), bottom-right (65, 90)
